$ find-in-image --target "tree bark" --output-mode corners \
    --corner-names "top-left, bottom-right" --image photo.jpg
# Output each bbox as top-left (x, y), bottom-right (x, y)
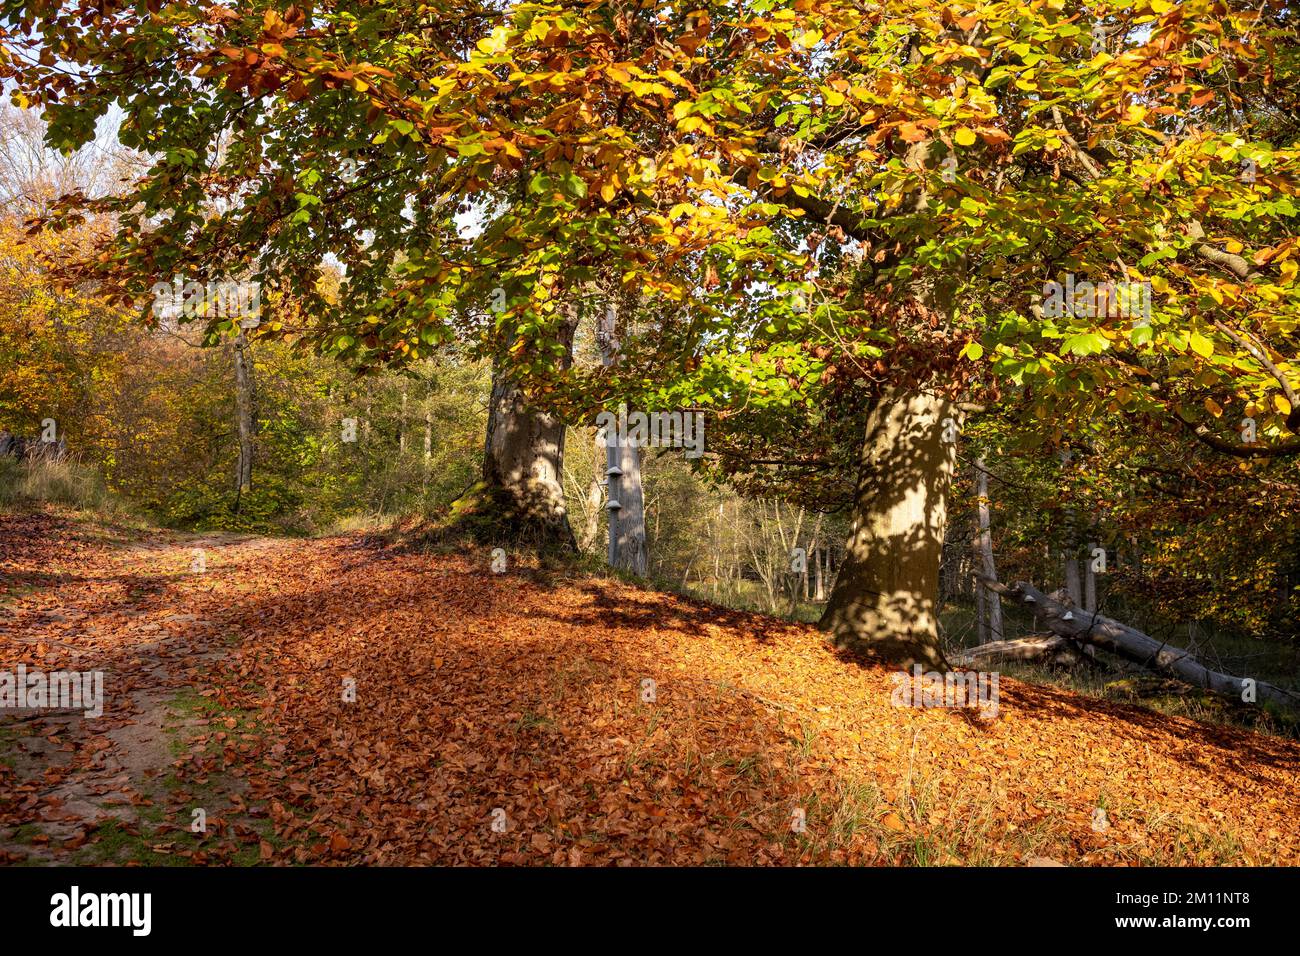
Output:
top-left (819, 385), bottom-right (959, 668)
top-left (611, 431), bottom-right (647, 574)
top-left (1084, 541), bottom-right (1098, 613)
top-left (399, 388), bottom-right (407, 454)
top-left (579, 469), bottom-right (604, 553)
top-left (479, 367), bottom-right (577, 548)
top-left (232, 327), bottom-right (254, 504)
top-left (975, 458), bottom-right (1003, 642)
top-left (1064, 551), bottom-right (1082, 606)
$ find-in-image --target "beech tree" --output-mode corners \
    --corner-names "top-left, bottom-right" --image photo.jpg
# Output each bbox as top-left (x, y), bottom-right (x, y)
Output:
top-left (2, 0), bottom-right (1296, 664)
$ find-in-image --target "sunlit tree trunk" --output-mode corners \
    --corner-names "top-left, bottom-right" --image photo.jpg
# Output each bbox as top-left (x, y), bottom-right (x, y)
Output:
top-left (480, 368), bottom-right (577, 548)
top-left (611, 433), bottom-right (647, 574)
top-left (232, 327), bottom-right (254, 505)
top-left (820, 385), bottom-right (959, 668)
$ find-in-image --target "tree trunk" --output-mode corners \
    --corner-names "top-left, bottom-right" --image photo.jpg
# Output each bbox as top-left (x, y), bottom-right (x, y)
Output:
top-left (1084, 541), bottom-right (1098, 613)
top-left (232, 327), bottom-right (254, 503)
top-left (819, 385), bottom-right (959, 668)
top-left (612, 434), bottom-right (647, 574)
top-left (579, 470), bottom-right (604, 553)
top-left (803, 513), bottom-right (821, 603)
top-left (975, 459), bottom-right (1003, 642)
top-left (399, 389), bottom-right (407, 454)
top-left (478, 367), bottom-right (577, 548)
top-left (1064, 552), bottom-right (1082, 605)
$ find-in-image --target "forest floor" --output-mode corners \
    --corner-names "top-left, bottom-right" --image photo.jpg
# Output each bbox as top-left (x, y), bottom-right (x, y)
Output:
top-left (2, 505), bottom-right (1298, 866)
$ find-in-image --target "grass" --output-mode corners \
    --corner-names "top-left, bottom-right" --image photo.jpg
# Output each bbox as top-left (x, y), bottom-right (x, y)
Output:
top-left (68, 687), bottom-right (283, 866)
top-left (0, 455), bottom-right (129, 514)
top-left (513, 710), bottom-right (555, 734)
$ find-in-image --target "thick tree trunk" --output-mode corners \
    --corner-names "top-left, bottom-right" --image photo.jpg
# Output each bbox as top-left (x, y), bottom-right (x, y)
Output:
top-left (819, 386), bottom-right (959, 668)
top-left (610, 433), bottom-right (647, 574)
top-left (478, 368), bottom-right (577, 548)
top-left (232, 328), bottom-right (254, 502)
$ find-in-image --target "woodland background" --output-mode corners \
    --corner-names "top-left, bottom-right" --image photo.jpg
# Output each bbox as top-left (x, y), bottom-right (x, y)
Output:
top-left (2, 91), bottom-right (1296, 727)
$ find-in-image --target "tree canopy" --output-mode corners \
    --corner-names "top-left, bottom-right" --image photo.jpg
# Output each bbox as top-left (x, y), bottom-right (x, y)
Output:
top-left (2, 0), bottom-right (1297, 659)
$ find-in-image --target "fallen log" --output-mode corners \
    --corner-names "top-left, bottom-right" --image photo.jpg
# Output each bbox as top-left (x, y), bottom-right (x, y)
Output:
top-left (979, 578), bottom-right (1299, 711)
top-left (951, 634), bottom-right (1085, 668)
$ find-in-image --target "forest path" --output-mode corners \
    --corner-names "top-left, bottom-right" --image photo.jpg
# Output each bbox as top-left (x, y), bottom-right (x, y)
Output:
top-left (0, 511), bottom-right (288, 863)
top-left (2, 506), bottom-right (1299, 865)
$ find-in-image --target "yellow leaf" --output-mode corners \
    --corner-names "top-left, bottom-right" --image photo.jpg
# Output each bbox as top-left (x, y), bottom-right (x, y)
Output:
top-left (1189, 331), bottom-right (1214, 357)
top-left (954, 127), bottom-right (977, 147)
top-left (1274, 395), bottom-right (1293, 416)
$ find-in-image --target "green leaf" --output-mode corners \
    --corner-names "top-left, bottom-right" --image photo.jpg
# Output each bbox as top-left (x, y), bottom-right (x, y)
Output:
top-left (1062, 333), bottom-right (1110, 357)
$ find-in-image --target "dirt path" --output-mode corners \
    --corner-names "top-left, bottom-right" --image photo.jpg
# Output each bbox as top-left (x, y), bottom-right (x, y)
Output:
top-left (0, 511), bottom-right (292, 863)
top-left (3, 507), bottom-right (1300, 866)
